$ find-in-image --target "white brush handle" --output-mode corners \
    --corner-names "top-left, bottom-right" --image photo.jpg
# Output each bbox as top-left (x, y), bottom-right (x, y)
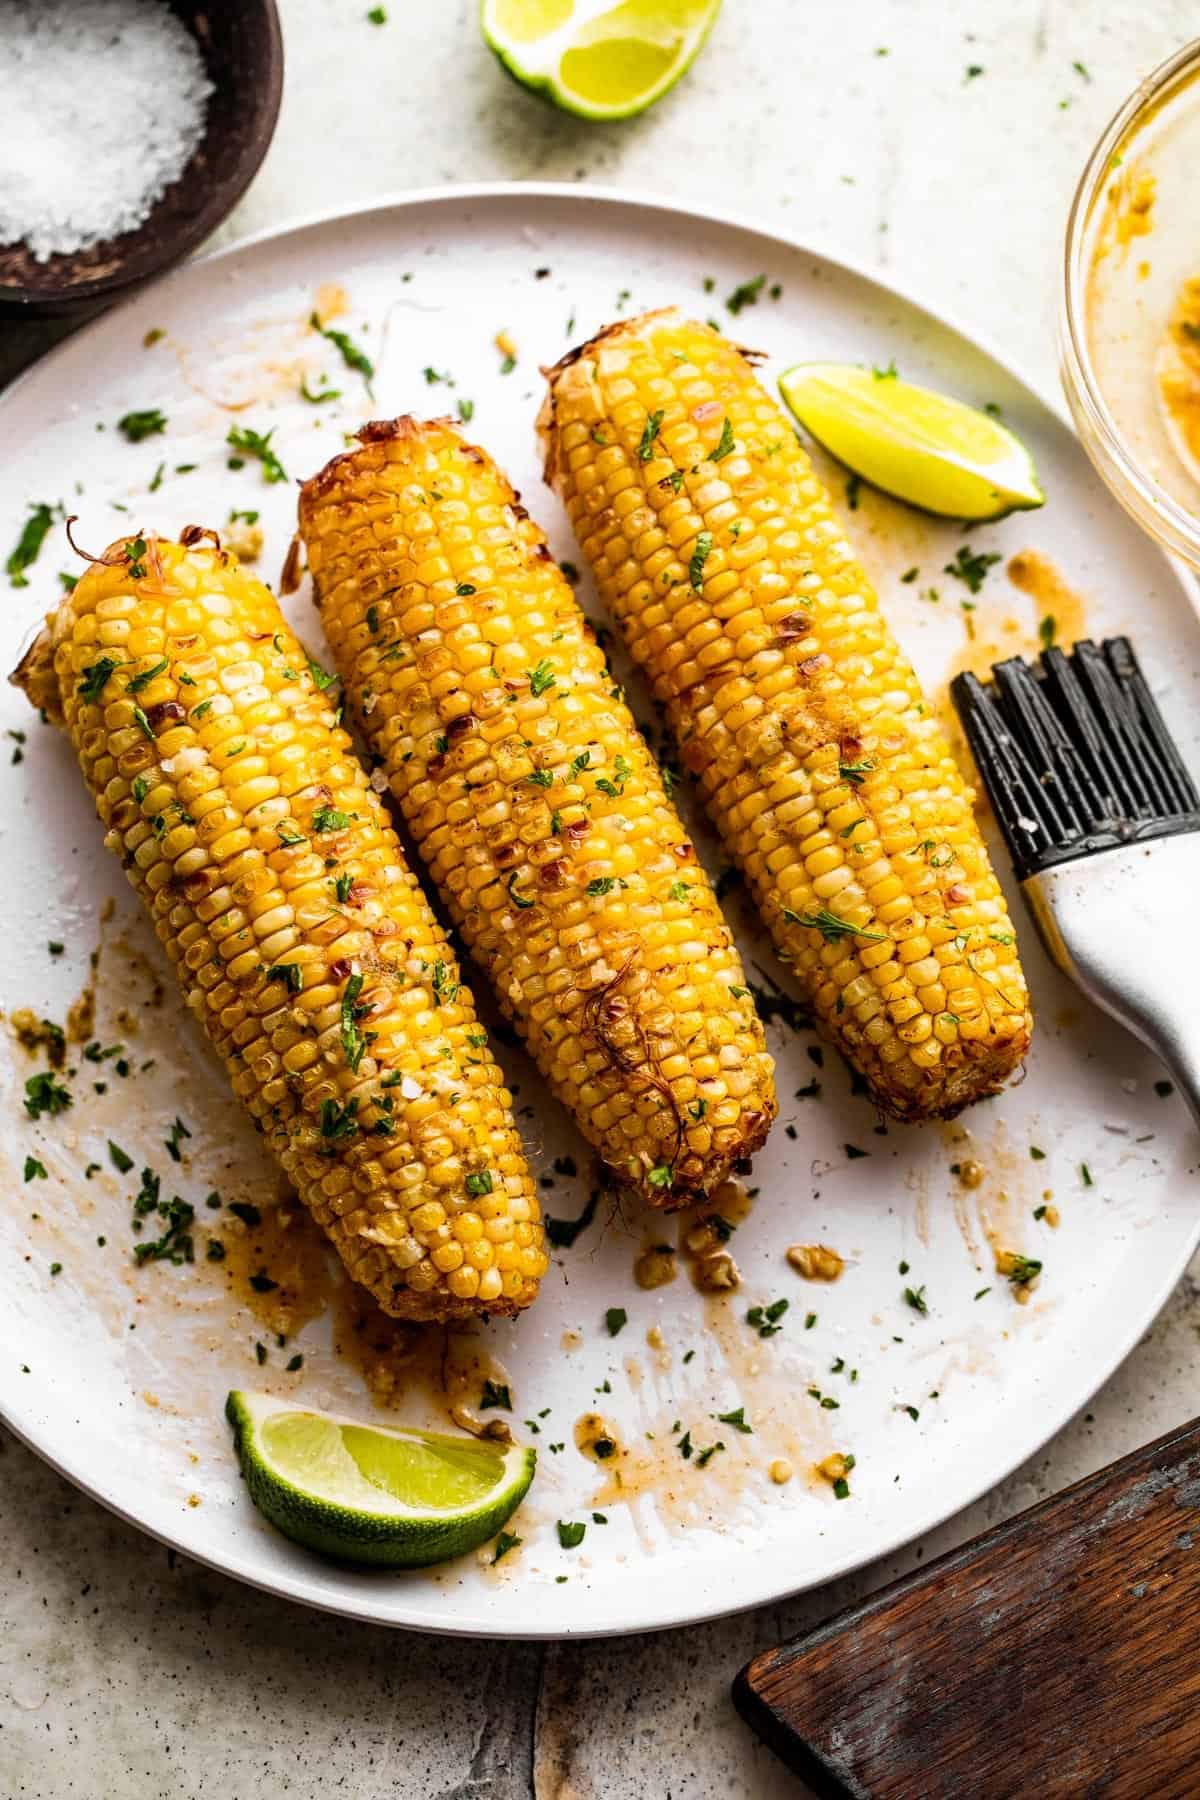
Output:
top-left (1024, 836), bottom-right (1200, 1126)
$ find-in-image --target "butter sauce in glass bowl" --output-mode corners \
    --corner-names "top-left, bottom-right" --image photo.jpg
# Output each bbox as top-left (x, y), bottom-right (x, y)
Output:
top-left (1062, 36), bottom-right (1200, 570)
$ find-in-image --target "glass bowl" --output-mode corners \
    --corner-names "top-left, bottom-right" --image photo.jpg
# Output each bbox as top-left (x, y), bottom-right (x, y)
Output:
top-left (1062, 36), bottom-right (1200, 569)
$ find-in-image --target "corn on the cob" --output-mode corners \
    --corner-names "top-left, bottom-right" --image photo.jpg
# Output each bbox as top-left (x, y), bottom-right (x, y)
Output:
top-left (538, 312), bottom-right (1032, 1121)
top-left (13, 530), bottom-right (547, 1320)
top-left (297, 419), bottom-right (776, 1203)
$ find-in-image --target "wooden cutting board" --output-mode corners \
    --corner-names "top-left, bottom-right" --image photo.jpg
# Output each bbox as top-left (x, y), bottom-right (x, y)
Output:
top-left (734, 1417), bottom-right (1200, 1798)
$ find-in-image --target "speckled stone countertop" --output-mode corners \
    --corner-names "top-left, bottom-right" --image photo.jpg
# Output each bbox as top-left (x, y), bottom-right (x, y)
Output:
top-left (4, 3), bottom-right (1200, 1795)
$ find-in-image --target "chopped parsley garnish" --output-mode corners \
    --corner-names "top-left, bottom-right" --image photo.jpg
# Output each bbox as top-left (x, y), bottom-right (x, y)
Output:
top-left (709, 417), bottom-right (735, 462)
top-left (545, 1191), bottom-right (599, 1249)
top-left (131, 705), bottom-right (154, 741)
top-left (904, 1284), bottom-right (929, 1315)
top-left (78, 656), bottom-right (122, 702)
top-left (1006, 1255), bottom-right (1042, 1287)
top-left (306, 655), bottom-right (338, 693)
top-left (164, 1117), bottom-right (191, 1163)
top-left (492, 1530), bottom-right (521, 1563)
top-left (465, 1170), bottom-right (494, 1197)
top-left (319, 1097), bottom-right (359, 1140)
top-left (227, 425), bottom-right (288, 484)
top-left (309, 313), bottom-right (374, 392)
top-left (312, 805), bottom-right (354, 832)
top-left (24, 1071), bottom-right (71, 1119)
top-left (127, 658), bottom-right (168, 694)
top-left (340, 972), bottom-right (371, 1072)
top-left (228, 1201), bottom-right (261, 1227)
top-left (480, 1379), bottom-right (512, 1411)
top-left (206, 1240), bottom-right (226, 1262)
top-left (695, 1442), bottom-right (725, 1468)
top-left (300, 377), bottom-right (341, 404)
top-left (8, 503), bottom-right (56, 588)
top-left (646, 1165), bottom-right (673, 1190)
top-left (24, 1155), bottom-right (47, 1182)
top-left (276, 822), bottom-right (306, 846)
top-left (637, 409), bottom-right (665, 461)
top-left (783, 906), bottom-right (886, 945)
top-left (689, 530), bottom-right (713, 592)
top-left (595, 754), bottom-right (631, 799)
top-left (334, 873), bottom-right (354, 903)
top-left (838, 759), bottom-right (876, 785)
top-left (667, 880), bottom-right (690, 902)
top-left (133, 1193), bottom-right (195, 1265)
top-left (125, 537), bottom-right (149, 579)
top-left (943, 545), bottom-right (1001, 595)
top-left (557, 1520), bottom-right (586, 1549)
top-left (746, 1298), bottom-right (788, 1338)
top-left (507, 871), bottom-right (534, 909)
top-left (118, 409), bottom-right (167, 443)
top-left (726, 274), bottom-right (766, 314)
top-left (605, 1307), bottom-right (628, 1336)
top-left (844, 1143), bottom-right (869, 1160)
top-left (1081, 1163), bottom-right (1093, 1187)
top-left (249, 1269), bottom-right (278, 1293)
top-left (587, 877), bottom-right (616, 896)
top-left (266, 962), bottom-right (302, 994)
top-left (430, 960), bottom-right (458, 1008)
top-left (527, 658), bottom-right (556, 697)
top-left (108, 1140), bottom-right (134, 1174)
top-left (717, 1406), bottom-right (752, 1434)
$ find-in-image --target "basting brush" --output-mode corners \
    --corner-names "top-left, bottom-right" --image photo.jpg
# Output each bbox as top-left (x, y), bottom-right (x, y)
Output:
top-left (952, 637), bottom-right (1200, 1118)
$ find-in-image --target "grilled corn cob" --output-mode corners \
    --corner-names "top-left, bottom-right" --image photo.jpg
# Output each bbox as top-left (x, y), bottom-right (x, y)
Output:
top-left (13, 530), bottom-right (546, 1320)
top-left (298, 419), bottom-right (776, 1203)
top-left (539, 312), bottom-right (1032, 1120)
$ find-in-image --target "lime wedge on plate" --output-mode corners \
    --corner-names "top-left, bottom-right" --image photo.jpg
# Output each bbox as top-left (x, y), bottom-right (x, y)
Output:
top-left (481, 0), bottom-right (721, 121)
top-left (226, 1390), bottom-right (535, 1567)
top-left (778, 362), bottom-right (1044, 520)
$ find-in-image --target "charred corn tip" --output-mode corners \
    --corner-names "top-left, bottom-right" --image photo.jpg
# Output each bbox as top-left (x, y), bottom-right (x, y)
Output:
top-left (540, 312), bottom-right (1032, 1122)
top-left (297, 419), bottom-right (777, 1204)
top-left (16, 532), bottom-right (547, 1321)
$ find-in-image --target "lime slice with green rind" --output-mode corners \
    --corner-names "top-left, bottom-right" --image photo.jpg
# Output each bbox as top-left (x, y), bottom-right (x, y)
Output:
top-left (481, 0), bottom-right (721, 122)
top-left (778, 362), bottom-right (1045, 521)
top-left (226, 1390), bottom-right (535, 1568)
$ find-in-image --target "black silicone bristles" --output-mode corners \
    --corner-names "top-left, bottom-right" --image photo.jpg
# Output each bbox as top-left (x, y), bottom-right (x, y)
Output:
top-left (951, 637), bottom-right (1200, 882)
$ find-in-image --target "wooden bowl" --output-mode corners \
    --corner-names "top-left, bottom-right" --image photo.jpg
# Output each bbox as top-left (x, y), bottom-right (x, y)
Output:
top-left (0, 0), bottom-right (283, 319)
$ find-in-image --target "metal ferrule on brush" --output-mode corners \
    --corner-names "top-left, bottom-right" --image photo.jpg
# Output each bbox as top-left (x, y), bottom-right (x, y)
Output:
top-left (952, 638), bottom-right (1200, 1120)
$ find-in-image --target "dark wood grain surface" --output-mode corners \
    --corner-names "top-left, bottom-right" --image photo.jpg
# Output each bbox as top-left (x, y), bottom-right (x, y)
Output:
top-left (735, 1417), bottom-right (1200, 1798)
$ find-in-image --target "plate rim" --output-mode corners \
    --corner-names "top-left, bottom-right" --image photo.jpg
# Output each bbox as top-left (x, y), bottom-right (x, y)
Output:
top-left (2, 179), bottom-right (1196, 1641)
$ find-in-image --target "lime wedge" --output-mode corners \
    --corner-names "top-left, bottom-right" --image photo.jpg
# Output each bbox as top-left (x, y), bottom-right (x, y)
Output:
top-left (481, 0), bottom-right (721, 121)
top-left (778, 363), bottom-right (1044, 521)
top-left (225, 1390), bottom-right (535, 1568)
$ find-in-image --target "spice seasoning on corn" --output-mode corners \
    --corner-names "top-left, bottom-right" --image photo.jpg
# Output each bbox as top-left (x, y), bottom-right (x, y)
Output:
top-left (539, 310), bottom-right (1032, 1121)
top-left (298, 417), bottom-right (776, 1205)
top-left (12, 529), bottom-right (547, 1322)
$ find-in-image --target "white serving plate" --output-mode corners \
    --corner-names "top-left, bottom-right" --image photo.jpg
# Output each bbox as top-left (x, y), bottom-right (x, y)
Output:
top-left (1, 185), bottom-right (1197, 1640)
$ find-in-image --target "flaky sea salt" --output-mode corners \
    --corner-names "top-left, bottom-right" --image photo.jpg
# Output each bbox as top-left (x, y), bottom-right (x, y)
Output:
top-left (0, 0), bottom-right (212, 262)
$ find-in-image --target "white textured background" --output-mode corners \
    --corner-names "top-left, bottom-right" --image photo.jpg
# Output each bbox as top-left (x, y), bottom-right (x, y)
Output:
top-left (4, 4), bottom-right (1200, 1795)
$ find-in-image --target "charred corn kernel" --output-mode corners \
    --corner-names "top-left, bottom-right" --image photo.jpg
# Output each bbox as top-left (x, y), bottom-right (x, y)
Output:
top-left (539, 311), bottom-right (1032, 1121)
top-left (298, 417), bottom-right (776, 1204)
top-left (13, 531), bottom-right (545, 1323)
